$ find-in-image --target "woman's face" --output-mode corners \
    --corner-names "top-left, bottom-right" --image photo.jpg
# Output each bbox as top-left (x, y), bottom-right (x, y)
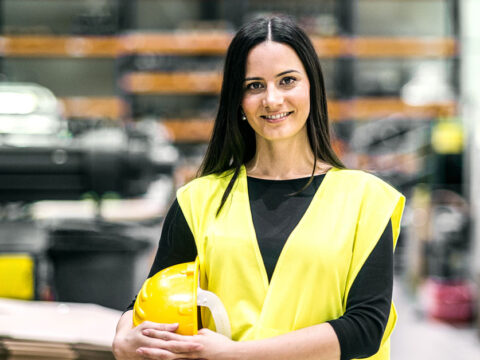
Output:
top-left (241, 41), bottom-right (310, 143)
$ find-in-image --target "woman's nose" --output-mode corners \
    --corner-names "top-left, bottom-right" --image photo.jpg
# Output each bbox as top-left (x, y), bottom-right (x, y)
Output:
top-left (263, 84), bottom-right (283, 109)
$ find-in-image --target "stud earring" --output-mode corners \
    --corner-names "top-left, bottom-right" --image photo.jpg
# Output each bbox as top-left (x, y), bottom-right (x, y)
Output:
top-left (241, 111), bottom-right (247, 121)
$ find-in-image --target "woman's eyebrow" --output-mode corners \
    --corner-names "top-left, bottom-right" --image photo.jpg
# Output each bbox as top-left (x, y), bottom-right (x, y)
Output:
top-left (244, 70), bottom-right (300, 82)
top-left (276, 69), bottom-right (300, 77)
top-left (244, 76), bottom-right (262, 82)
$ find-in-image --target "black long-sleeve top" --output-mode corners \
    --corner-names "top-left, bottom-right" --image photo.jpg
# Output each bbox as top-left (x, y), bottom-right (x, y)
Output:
top-left (128, 174), bottom-right (394, 360)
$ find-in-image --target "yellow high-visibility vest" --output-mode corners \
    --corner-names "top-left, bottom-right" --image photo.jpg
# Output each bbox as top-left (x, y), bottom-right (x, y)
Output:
top-left (177, 166), bottom-right (405, 360)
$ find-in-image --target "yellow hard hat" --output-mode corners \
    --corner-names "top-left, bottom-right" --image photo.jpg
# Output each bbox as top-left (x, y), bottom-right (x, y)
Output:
top-left (133, 258), bottom-right (231, 338)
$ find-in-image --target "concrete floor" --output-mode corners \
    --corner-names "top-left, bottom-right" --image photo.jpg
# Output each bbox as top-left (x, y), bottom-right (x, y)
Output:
top-left (391, 279), bottom-right (480, 360)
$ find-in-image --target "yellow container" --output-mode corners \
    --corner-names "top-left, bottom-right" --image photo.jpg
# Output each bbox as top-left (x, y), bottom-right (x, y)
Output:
top-left (0, 254), bottom-right (34, 300)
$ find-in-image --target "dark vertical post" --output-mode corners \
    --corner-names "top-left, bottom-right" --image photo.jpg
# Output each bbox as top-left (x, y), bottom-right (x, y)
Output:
top-left (449, 0), bottom-right (460, 95)
top-left (337, 0), bottom-right (356, 35)
top-left (448, 0), bottom-right (465, 198)
top-left (117, 0), bottom-right (137, 31)
top-left (224, 0), bottom-right (248, 30)
top-left (0, 0), bottom-right (4, 74)
top-left (0, 0), bottom-right (3, 33)
top-left (334, 0), bottom-right (356, 99)
top-left (200, 0), bottom-right (218, 21)
top-left (115, 0), bottom-right (137, 122)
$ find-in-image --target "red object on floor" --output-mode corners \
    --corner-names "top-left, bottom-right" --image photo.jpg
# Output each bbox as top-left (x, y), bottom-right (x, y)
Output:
top-left (422, 278), bottom-right (475, 323)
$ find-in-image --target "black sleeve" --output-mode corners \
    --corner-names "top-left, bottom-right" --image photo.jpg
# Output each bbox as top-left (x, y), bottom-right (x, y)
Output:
top-left (328, 220), bottom-right (394, 360)
top-left (125, 198), bottom-right (198, 311)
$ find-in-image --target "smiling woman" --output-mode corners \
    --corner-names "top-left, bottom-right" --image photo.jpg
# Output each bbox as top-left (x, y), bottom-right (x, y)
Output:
top-left (112, 15), bottom-right (405, 360)
top-left (241, 41), bottom-right (312, 176)
top-left (242, 41), bottom-right (311, 143)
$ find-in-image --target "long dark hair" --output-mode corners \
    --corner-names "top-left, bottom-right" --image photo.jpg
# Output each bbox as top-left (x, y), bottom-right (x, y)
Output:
top-left (198, 15), bottom-right (345, 214)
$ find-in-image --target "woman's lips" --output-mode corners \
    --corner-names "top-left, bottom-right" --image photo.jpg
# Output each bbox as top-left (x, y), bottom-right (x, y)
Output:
top-left (261, 111), bottom-right (294, 123)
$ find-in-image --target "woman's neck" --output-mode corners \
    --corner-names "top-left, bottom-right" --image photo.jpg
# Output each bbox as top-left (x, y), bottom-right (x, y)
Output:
top-left (245, 136), bottom-right (331, 180)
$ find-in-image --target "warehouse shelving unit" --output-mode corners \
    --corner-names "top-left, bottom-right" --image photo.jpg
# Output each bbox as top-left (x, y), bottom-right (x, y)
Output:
top-left (0, 0), bottom-right (458, 209)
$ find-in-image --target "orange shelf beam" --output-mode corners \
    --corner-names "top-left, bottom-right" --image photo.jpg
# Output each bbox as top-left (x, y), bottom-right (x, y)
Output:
top-left (0, 35), bottom-right (458, 58)
top-left (121, 71), bottom-right (222, 94)
top-left (120, 32), bottom-right (233, 55)
top-left (0, 36), bottom-right (120, 58)
top-left (311, 37), bottom-right (351, 58)
top-left (163, 118), bottom-right (214, 143)
top-left (353, 37), bottom-right (457, 58)
top-left (60, 97), bottom-right (125, 119)
top-left (339, 98), bottom-right (458, 120)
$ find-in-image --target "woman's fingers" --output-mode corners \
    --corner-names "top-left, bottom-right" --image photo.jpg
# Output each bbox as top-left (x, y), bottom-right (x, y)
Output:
top-left (139, 321), bottom-right (179, 332)
top-left (136, 347), bottom-right (174, 360)
top-left (142, 329), bottom-right (193, 342)
top-left (139, 329), bottom-right (202, 356)
top-left (132, 323), bottom-right (203, 359)
top-left (162, 340), bottom-right (202, 353)
top-left (137, 346), bottom-right (201, 360)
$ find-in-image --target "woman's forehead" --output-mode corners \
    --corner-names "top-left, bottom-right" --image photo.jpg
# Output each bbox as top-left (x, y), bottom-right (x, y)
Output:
top-left (244, 41), bottom-right (306, 78)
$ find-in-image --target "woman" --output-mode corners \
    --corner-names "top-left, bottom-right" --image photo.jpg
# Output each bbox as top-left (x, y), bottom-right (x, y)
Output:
top-left (113, 16), bottom-right (404, 360)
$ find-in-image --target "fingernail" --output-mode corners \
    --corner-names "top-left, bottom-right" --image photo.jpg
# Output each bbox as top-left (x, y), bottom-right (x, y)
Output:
top-left (142, 329), bottom-right (150, 336)
top-left (168, 323), bottom-right (179, 329)
top-left (136, 348), bottom-right (144, 355)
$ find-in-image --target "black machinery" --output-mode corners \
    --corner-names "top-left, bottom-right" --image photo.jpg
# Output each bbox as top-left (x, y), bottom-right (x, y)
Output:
top-left (0, 137), bottom-right (173, 203)
top-left (0, 83), bottom-right (176, 310)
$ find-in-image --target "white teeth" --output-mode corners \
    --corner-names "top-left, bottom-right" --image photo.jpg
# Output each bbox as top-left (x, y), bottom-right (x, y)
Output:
top-left (264, 112), bottom-right (290, 120)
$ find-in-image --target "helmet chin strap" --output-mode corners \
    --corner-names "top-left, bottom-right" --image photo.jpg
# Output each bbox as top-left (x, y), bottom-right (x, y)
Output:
top-left (197, 287), bottom-right (232, 339)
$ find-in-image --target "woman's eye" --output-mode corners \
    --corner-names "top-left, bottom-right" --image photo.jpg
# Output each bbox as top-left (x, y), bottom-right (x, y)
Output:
top-left (245, 82), bottom-right (263, 91)
top-left (280, 76), bottom-right (296, 86)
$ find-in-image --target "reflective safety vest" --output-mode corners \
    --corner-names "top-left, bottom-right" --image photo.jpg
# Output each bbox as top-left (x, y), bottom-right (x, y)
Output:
top-left (177, 166), bottom-right (405, 360)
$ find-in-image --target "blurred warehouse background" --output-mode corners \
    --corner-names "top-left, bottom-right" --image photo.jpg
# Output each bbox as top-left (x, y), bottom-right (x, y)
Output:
top-left (0, 0), bottom-right (479, 359)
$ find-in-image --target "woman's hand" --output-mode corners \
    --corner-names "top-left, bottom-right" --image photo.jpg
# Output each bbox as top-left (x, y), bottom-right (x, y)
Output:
top-left (138, 328), bottom-right (237, 360)
top-left (192, 328), bottom-right (238, 360)
top-left (134, 324), bottom-right (203, 360)
top-left (112, 311), bottom-right (203, 360)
